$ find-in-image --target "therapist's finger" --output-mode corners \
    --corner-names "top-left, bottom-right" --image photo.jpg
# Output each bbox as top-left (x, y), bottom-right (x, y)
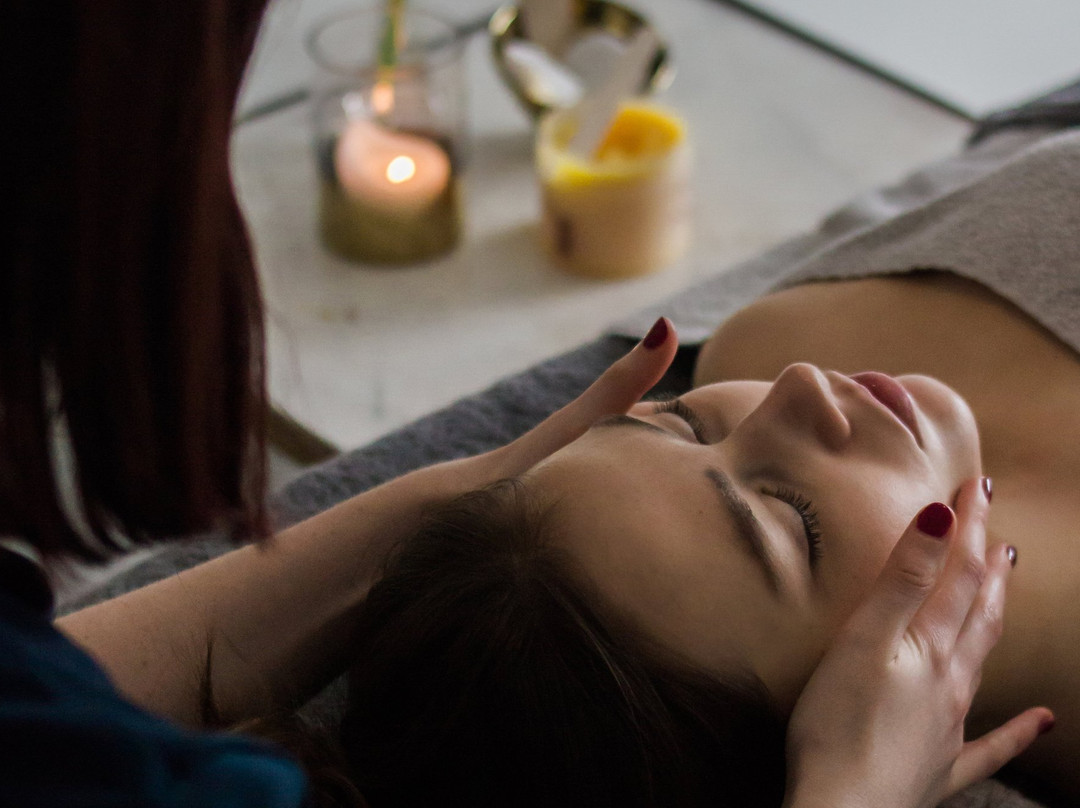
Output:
top-left (947, 707), bottom-right (1054, 796)
top-left (910, 477), bottom-right (992, 650)
top-left (955, 543), bottom-right (1013, 674)
top-left (844, 501), bottom-right (954, 652)
top-left (496, 317), bottom-right (678, 472)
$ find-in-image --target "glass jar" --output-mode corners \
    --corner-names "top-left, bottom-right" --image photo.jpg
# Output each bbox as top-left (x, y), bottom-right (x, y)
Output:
top-left (307, 7), bottom-right (467, 265)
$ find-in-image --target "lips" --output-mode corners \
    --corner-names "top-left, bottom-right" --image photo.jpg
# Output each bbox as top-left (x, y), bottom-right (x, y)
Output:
top-left (849, 372), bottom-right (922, 446)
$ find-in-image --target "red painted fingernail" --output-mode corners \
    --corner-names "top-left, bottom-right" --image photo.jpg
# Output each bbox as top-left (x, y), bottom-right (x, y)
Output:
top-left (981, 476), bottom-right (993, 503)
top-left (916, 502), bottom-right (953, 539)
top-left (1007, 546), bottom-right (1017, 567)
top-left (1039, 714), bottom-right (1056, 735)
top-left (642, 317), bottom-right (669, 350)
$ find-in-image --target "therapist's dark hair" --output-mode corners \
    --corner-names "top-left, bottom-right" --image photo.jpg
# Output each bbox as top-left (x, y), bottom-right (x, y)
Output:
top-left (340, 479), bottom-right (788, 808)
top-left (3, 0), bottom-right (271, 559)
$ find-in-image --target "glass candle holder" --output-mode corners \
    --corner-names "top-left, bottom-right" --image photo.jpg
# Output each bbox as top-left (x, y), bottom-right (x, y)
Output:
top-left (307, 8), bottom-right (467, 265)
top-left (535, 101), bottom-right (690, 279)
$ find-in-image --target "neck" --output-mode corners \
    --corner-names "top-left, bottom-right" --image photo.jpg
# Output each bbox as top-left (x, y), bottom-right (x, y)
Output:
top-left (967, 474), bottom-right (1080, 799)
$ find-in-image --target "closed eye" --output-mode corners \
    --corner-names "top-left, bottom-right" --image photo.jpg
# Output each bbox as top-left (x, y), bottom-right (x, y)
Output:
top-left (651, 398), bottom-right (711, 443)
top-left (767, 485), bottom-right (824, 568)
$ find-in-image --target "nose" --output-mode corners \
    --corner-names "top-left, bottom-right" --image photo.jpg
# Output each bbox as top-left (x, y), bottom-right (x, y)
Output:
top-left (753, 363), bottom-right (850, 450)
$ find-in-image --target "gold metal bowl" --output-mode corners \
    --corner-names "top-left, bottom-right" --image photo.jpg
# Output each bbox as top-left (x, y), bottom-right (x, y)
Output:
top-left (489, 1), bottom-right (673, 120)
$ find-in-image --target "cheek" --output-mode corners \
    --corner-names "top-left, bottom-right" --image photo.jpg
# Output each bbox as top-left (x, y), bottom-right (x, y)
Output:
top-left (821, 490), bottom-right (931, 620)
top-left (902, 375), bottom-right (983, 483)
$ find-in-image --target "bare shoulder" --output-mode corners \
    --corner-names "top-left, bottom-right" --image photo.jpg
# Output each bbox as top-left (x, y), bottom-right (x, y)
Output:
top-left (693, 271), bottom-right (1066, 388)
top-left (693, 275), bottom-right (930, 387)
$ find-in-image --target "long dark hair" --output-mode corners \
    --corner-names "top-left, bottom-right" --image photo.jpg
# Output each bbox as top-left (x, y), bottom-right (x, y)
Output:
top-left (340, 479), bottom-right (788, 807)
top-left (4, 0), bottom-right (271, 560)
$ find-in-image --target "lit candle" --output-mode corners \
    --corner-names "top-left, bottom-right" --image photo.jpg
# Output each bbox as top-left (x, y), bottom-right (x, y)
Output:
top-left (536, 101), bottom-right (691, 278)
top-left (334, 119), bottom-right (451, 213)
top-left (319, 117), bottom-right (461, 265)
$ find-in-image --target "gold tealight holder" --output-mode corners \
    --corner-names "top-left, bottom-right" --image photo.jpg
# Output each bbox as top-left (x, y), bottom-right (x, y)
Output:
top-left (489, 1), bottom-right (673, 120)
top-left (307, 7), bottom-right (467, 265)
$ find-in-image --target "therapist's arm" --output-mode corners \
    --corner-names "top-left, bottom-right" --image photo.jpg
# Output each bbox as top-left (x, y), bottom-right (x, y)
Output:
top-left (784, 478), bottom-right (1051, 808)
top-left (58, 320), bottom-right (679, 727)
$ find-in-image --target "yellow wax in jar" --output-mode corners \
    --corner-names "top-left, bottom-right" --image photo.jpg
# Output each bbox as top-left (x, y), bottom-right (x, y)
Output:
top-left (536, 102), bottom-right (691, 279)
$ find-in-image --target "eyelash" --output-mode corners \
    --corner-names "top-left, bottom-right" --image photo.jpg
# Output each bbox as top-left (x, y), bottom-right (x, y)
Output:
top-left (768, 485), bottom-right (823, 567)
top-left (654, 398), bottom-right (710, 443)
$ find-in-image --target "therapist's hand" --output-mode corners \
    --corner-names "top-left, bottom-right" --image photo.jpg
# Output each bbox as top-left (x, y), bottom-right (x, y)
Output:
top-left (783, 478), bottom-right (1052, 808)
top-left (453, 316), bottom-right (678, 484)
top-left (351, 316), bottom-right (679, 566)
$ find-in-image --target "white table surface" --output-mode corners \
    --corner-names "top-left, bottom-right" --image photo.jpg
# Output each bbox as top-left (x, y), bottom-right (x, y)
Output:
top-left (231, 0), bottom-right (970, 454)
top-left (731, 0), bottom-right (1080, 118)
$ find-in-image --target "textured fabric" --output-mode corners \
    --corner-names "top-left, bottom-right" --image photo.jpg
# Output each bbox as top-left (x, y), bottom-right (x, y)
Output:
top-left (778, 128), bottom-right (1080, 347)
top-left (0, 566), bottom-right (308, 807)
top-left (941, 781), bottom-right (1047, 808)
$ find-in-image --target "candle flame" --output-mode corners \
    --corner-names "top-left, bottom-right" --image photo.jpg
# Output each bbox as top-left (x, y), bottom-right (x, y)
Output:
top-left (386, 155), bottom-right (416, 184)
top-left (372, 80), bottom-right (395, 116)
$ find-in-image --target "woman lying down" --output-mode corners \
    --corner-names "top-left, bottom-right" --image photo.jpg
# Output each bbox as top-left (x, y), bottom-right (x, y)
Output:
top-left (330, 129), bottom-right (1080, 807)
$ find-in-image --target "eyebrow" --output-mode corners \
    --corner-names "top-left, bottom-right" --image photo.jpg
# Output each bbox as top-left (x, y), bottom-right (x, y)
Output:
top-left (705, 467), bottom-right (782, 594)
top-left (590, 414), bottom-right (784, 594)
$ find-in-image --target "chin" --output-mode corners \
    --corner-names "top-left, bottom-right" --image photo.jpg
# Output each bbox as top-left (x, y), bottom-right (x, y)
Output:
top-left (900, 374), bottom-right (983, 479)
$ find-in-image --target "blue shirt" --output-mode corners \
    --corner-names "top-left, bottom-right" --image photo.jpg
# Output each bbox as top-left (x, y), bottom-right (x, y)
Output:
top-left (0, 546), bottom-right (309, 807)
